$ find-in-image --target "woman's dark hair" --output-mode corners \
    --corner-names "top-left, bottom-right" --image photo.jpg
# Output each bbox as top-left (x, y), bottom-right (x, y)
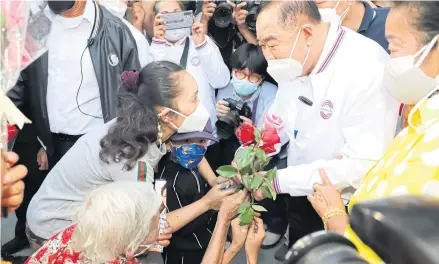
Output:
top-left (230, 43), bottom-right (268, 77)
top-left (153, 0), bottom-right (184, 15)
top-left (392, 2), bottom-right (439, 47)
top-left (100, 61), bottom-right (184, 170)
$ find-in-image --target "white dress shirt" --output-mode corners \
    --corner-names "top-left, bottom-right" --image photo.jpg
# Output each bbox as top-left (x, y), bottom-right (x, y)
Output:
top-left (46, 0), bottom-right (104, 135)
top-left (150, 36), bottom-right (230, 136)
top-left (269, 23), bottom-right (399, 201)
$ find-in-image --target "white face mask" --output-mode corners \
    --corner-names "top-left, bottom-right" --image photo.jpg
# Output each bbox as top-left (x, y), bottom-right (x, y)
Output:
top-left (319, 0), bottom-right (350, 25)
top-left (266, 28), bottom-right (310, 84)
top-left (100, 0), bottom-right (127, 19)
top-left (170, 103), bottom-right (210, 133)
top-left (383, 36), bottom-right (439, 105)
top-left (165, 28), bottom-right (190, 43)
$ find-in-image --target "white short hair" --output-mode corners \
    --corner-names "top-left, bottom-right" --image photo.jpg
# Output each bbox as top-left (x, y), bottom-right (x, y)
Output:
top-left (72, 181), bottom-right (162, 263)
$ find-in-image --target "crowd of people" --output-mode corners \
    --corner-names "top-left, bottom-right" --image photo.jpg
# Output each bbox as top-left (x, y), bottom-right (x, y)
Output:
top-left (1, 0), bottom-right (439, 264)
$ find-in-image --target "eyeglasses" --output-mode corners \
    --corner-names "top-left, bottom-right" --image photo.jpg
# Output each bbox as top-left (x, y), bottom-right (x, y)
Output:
top-left (234, 70), bottom-right (263, 84)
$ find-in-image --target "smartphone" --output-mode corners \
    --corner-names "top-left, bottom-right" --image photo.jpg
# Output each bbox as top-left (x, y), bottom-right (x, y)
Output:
top-left (220, 183), bottom-right (243, 191)
top-left (161, 10), bottom-right (194, 30)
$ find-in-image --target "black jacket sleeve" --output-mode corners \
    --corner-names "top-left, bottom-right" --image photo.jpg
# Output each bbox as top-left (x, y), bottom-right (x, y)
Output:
top-left (7, 70), bottom-right (28, 111)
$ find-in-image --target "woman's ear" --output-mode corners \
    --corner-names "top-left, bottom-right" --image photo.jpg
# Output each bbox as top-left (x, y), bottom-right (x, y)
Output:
top-left (157, 107), bottom-right (173, 124)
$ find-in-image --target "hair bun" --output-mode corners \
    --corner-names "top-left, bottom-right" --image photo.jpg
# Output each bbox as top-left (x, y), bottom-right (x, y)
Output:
top-left (121, 70), bottom-right (140, 92)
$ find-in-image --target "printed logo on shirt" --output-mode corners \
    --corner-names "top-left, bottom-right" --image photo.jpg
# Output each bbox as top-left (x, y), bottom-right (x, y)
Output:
top-left (137, 161), bottom-right (147, 182)
top-left (191, 56), bottom-right (200, 67)
top-left (108, 54), bottom-right (119, 67)
top-left (320, 100), bottom-right (333, 120)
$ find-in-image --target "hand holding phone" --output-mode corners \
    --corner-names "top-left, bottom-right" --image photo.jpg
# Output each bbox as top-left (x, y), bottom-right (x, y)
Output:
top-left (161, 10), bottom-right (194, 30)
top-left (153, 13), bottom-right (166, 40)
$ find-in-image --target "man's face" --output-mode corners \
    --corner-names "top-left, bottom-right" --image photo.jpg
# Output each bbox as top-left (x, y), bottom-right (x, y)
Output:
top-left (256, 7), bottom-right (309, 64)
top-left (257, 8), bottom-right (296, 60)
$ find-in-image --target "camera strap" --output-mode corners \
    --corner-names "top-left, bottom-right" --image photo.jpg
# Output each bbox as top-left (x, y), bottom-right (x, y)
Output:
top-left (179, 37), bottom-right (190, 69)
top-left (251, 96), bottom-right (260, 124)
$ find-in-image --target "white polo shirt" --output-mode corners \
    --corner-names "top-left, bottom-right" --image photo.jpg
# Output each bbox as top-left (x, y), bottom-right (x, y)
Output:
top-left (269, 23), bottom-right (399, 201)
top-left (150, 36), bottom-right (230, 136)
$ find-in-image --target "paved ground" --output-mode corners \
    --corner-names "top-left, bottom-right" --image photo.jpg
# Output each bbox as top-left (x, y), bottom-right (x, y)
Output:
top-left (1, 214), bottom-right (284, 264)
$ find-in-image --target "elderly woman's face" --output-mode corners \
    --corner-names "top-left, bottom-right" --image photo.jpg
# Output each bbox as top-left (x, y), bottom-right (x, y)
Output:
top-left (385, 7), bottom-right (439, 78)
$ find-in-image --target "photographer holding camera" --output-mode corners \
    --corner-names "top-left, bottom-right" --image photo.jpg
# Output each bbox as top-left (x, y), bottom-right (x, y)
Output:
top-left (198, 0), bottom-right (258, 70)
top-left (151, 0), bottom-right (230, 134)
top-left (206, 43), bottom-right (277, 171)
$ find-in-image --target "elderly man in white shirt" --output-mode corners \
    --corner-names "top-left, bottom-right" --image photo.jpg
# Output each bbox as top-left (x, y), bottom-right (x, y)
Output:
top-left (150, 0), bottom-right (230, 136)
top-left (99, 0), bottom-right (152, 67)
top-left (253, 0), bottom-right (399, 252)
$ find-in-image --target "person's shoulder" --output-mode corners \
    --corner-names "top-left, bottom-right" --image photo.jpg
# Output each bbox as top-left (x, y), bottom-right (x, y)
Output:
top-left (100, 6), bottom-right (136, 40)
top-left (216, 82), bottom-right (234, 99)
top-left (374, 7), bottom-right (390, 17)
top-left (261, 81), bottom-right (278, 94)
top-left (159, 160), bottom-right (191, 180)
top-left (339, 27), bottom-right (389, 65)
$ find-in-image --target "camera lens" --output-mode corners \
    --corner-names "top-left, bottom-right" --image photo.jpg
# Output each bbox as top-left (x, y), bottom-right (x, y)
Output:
top-left (213, 2), bottom-right (233, 28)
top-left (246, 6), bottom-right (259, 32)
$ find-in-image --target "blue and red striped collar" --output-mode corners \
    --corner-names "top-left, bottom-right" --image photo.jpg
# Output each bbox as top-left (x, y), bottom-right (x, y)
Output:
top-left (313, 25), bottom-right (346, 74)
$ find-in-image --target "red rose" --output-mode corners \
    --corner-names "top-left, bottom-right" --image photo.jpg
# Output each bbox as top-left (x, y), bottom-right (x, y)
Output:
top-left (260, 124), bottom-right (280, 154)
top-left (264, 114), bottom-right (284, 132)
top-left (7, 124), bottom-right (18, 141)
top-left (236, 123), bottom-right (256, 145)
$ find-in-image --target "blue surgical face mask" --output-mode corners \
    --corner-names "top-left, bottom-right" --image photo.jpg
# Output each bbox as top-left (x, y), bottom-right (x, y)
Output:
top-left (170, 143), bottom-right (207, 169)
top-left (231, 75), bottom-right (259, 96)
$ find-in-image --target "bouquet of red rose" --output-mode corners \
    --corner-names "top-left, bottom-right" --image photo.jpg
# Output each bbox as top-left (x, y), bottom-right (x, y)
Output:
top-left (216, 115), bottom-right (284, 225)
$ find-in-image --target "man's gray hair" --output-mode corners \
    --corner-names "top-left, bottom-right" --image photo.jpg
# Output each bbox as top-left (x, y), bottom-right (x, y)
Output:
top-left (72, 182), bottom-right (162, 263)
top-left (262, 0), bottom-right (322, 27)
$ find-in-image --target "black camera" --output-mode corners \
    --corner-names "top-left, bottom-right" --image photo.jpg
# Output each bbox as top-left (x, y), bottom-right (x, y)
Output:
top-left (212, 0), bottom-right (261, 31)
top-left (216, 98), bottom-right (252, 140)
top-left (283, 196), bottom-right (439, 264)
top-left (213, 0), bottom-right (234, 28)
top-left (243, 0), bottom-right (261, 32)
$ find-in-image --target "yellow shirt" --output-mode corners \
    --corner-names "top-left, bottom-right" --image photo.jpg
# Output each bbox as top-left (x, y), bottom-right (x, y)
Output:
top-left (345, 93), bottom-right (439, 264)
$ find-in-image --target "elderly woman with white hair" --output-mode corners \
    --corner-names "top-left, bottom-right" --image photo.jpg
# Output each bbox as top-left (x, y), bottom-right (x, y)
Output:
top-left (25, 182), bottom-right (172, 264)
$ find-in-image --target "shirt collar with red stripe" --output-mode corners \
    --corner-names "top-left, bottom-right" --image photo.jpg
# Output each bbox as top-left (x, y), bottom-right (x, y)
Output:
top-left (311, 22), bottom-right (346, 75)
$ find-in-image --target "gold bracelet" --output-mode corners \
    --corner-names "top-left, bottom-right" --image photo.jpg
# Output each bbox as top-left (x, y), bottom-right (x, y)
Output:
top-left (322, 209), bottom-right (348, 230)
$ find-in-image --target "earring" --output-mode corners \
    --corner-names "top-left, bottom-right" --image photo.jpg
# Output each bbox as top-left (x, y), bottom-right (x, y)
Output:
top-left (157, 121), bottom-right (163, 145)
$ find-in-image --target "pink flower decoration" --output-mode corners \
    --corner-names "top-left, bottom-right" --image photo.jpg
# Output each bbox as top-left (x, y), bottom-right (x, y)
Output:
top-left (264, 114), bottom-right (284, 132)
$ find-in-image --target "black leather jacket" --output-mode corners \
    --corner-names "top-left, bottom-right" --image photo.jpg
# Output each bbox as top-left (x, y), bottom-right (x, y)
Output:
top-left (8, 2), bottom-right (141, 155)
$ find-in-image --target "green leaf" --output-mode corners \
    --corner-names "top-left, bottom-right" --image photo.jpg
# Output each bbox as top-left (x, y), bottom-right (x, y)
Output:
top-left (216, 165), bottom-right (238, 178)
top-left (242, 175), bottom-right (251, 189)
top-left (254, 147), bottom-right (266, 162)
top-left (240, 207), bottom-right (254, 226)
top-left (262, 181), bottom-right (277, 200)
top-left (261, 185), bottom-right (273, 200)
top-left (238, 201), bottom-right (251, 214)
top-left (235, 147), bottom-right (254, 170)
top-left (250, 174), bottom-right (264, 189)
top-left (254, 128), bottom-right (261, 142)
top-left (267, 183), bottom-right (277, 200)
top-left (266, 167), bottom-right (277, 182)
top-left (252, 205), bottom-right (267, 212)
top-left (261, 157), bottom-right (272, 168)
